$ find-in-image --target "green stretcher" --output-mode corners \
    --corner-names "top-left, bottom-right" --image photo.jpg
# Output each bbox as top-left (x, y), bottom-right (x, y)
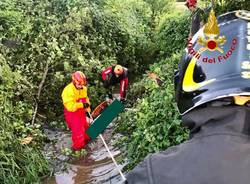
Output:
top-left (86, 99), bottom-right (124, 140)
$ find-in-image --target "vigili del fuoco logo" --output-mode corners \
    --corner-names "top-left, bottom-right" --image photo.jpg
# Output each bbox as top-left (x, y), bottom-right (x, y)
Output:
top-left (187, 10), bottom-right (237, 64)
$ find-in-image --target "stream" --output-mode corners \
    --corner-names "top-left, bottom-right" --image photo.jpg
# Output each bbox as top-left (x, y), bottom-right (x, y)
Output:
top-left (43, 125), bottom-right (126, 184)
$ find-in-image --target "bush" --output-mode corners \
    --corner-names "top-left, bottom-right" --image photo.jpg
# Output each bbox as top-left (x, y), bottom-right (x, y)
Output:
top-left (218, 0), bottom-right (250, 12)
top-left (115, 53), bottom-right (189, 169)
top-left (0, 55), bottom-right (48, 183)
top-left (155, 12), bottom-right (189, 57)
top-left (0, 147), bottom-right (49, 184)
top-left (201, 0), bottom-right (250, 14)
top-left (114, 7), bottom-right (191, 170)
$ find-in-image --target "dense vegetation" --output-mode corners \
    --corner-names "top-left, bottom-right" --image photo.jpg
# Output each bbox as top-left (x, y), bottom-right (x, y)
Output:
top-left (115, 12), bottom-right (190, 169)
top-left (214, 0), bottom-right (250, 12)
top-left (0, 0), bottom-right (248, 182)
top-left (115, 0), bottom-right (250, 170)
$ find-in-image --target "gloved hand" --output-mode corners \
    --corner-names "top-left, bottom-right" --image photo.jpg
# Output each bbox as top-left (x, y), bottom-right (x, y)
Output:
top-left (108, 93), bottom-right (113, 99)
top-left (83, 102), bottom-right (90, 109)
top-left (119, 97), bottom-right (126, 103)
top-left (106, 97), bottom-right (113, 104)
top-left (87, 117), bottom-right (93, 125)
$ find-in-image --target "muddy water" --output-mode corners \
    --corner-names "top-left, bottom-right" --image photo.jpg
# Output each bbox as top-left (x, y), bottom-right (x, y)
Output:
top-left (43, 126), bottom-right (126, 184)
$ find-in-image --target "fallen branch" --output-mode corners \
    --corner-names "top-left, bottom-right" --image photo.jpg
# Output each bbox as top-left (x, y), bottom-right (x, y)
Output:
top-left (31, 60), bottom-right (49, 125)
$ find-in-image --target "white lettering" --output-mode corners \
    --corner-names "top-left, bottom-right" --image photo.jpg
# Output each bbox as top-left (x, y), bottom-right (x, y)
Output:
top-left (242, 61), bottom-right (250, 69)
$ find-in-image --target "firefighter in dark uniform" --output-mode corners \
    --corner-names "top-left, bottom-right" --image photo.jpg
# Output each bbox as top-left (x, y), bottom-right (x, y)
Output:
top-left (126, 10), bottom-right (250, 184)
top-left (186, 0), bottom-right (205, 38)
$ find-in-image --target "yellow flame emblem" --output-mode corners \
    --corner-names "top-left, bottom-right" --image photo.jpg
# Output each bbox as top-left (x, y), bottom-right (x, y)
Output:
top-left (198, 9), bottom-right (226, 53)
top-left (204, 10), bottom-right (220, 36)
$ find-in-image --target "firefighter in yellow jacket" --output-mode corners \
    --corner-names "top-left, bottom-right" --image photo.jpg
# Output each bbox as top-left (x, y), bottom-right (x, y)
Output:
top-left (61, 71), bottom-right (91, 150)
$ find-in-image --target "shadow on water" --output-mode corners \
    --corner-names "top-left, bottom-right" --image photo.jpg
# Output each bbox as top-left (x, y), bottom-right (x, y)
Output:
top-left (43, 126), bottom-right (126, 184)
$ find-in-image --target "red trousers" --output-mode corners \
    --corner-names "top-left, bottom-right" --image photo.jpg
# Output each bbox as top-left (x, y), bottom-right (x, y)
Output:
top-left (64, 108), bottom-right (90, 150)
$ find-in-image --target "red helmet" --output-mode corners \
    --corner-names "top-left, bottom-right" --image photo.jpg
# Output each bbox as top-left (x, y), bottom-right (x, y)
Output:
top-left (185, 0), bottom-right (197, 8)
top-left (72, 71), bottom-right (87, 87)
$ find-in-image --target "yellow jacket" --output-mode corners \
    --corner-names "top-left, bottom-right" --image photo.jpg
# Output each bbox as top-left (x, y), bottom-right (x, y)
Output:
top-left (61, 82), bottom-right (91, 112)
